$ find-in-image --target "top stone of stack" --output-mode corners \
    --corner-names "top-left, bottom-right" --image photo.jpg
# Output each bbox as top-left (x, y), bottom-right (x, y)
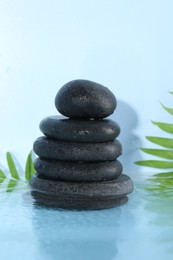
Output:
top-left (55, 79), bottom-right (117, 118)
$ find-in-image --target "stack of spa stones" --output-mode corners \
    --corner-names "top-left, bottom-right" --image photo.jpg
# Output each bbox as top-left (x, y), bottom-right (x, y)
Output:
top-left (30, 80), bottom-right (133, 210)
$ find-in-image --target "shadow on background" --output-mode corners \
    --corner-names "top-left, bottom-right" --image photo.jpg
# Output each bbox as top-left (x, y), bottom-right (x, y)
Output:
top-left (110, 99), bottom-right (142, 175)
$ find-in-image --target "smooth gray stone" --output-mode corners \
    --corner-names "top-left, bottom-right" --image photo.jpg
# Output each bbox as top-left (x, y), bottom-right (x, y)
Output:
top-left (34, 158), bottom-right (123, 182)
top-left (55, 79), bottom-right (117, 118)
top-left (33, 136), bottom-right (122, 161)
top-left (30, 173), bottom-right (133, 198)
top-left (29, 191), bottom-right (128, 210)
top-left (40, 116), bottom-right (120, 142)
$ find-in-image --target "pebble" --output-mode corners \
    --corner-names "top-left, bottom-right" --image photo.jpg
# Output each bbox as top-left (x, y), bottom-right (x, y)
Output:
top-left (55, 79), bottom-right (117, 118)
top-left (34, 158), bottom-right (123, 182)
top-left (30, 173), bottom-right (133, 210)
top-left (40, 116), bottom-right (120, 142)
top-left (33, 136), bottom-right (122, 161)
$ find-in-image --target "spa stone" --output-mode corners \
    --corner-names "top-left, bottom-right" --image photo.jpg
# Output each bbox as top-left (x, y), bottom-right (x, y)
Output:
top-left (34, 158), bottom-right (123, 182)
top-left (40, 116), bottom-right (120, 142)
top-left (33, 136), bottom-right (122, 161)
top-left (30, 173), bottom-right (133, 199)
top-left (55, 79), bottom-right (117, 118)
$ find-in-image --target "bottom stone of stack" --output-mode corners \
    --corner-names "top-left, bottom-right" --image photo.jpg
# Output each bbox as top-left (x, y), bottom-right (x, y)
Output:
top-left (30, 173), bottom-right (133, 210)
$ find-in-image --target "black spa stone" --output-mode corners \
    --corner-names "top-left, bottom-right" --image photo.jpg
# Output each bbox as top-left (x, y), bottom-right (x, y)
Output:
top-left (34, 158), bottom-right (123, 182)
top-left (40, 116), bottom-right (120, 142)
top-left (30, 173), bottom-right (133, 209)
top-left (33, 136), bottom-right (122, 161)
top-left (55, 79), bottom-right (117, 118)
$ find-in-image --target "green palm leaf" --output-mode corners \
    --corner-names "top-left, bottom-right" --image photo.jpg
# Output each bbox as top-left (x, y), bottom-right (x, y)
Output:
top-left (0, 169), bottom-right (6, 179)
top-left (0, 169), bottom-right (6, 184)
top-left (135, 160), bottom-right (173, 168)
top-left (154, 171), bottom-right (173, 177)
top-left (6, 179), bottom-right (18, 192)
top-left (149, 177), bottom-right (173, 186)
top-left (146, 186), bottom-right (173, 191)
top-left (141, 148), bottom-right (173, 159)
top-left (160, 103), bottom-right (173, 116)
top-left (6, 152), bottom-right (20, 180)
top-left (152, 121), bottom-right (173, 134)
top-left (0, 150), bottom-right (35, 192)
top-left (146, 136), bottom-right (173, 148)
top-left (25, 151), bottom-right (35, 181)
top-left (139, 92), bottom-right (173, 191)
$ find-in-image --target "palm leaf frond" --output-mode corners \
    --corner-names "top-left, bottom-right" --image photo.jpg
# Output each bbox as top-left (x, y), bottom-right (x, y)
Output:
top-left (154, 171), bottom-right (173, 177)
top-left (0, 150), bottom-right (35, 192)
top-left (6, 152), bottom-right (20, 180)
top-left (0, 169), bottom-right (6, 179)
top-left (6, 179), bottom-right (18, 192)
top-left (152, 121), bottom-right (173, 134)
top-left (146, 136), bottom-right (173, 149)
top-left (0, 169), bottom-right (6, 184)
top-left (135, 160), bottom-right (173, 168)
top-left (160, 102), bottom-right (173, 115)
top-left (140, 148), bottom-right (173, 159)
top-left (136, 91), bottom-right (173, 192)
top-left (25, 151), bottom-right (35, 181)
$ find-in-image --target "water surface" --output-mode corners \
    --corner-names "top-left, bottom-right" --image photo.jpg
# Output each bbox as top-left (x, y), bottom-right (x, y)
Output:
top-left (0, 179), bottom-right (172, 260)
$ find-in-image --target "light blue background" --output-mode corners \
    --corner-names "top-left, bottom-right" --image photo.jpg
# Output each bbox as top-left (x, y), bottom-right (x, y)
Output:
top-left (0, 0), bottom-right (173, 173)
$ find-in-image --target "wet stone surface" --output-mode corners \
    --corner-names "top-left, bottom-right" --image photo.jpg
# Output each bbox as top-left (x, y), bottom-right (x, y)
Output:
top-left (30, 174), bottom-right (133, 210)
top-left (40, 116), bottom-right (120, 142)
top-left (34, 158), bottom-right (123, 182)
top-left (54, 79), bottom-right (117, 118)
top-left (33, 136), bottom-right (122, 161)
top-left (30, 79), bottom-right (133, 209)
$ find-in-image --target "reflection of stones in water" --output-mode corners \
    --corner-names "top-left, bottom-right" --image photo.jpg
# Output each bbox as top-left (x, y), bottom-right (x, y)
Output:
top-left (29, 190), bottom-right (128, 210)
top-left (37, 239), bottom-right (117, 260)
top-left (32, 202), bottom-right (119, 260)
top-left (110, 100), bottom-right (142, 173)
top-left (23, 191), bottom-right (134, 260)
